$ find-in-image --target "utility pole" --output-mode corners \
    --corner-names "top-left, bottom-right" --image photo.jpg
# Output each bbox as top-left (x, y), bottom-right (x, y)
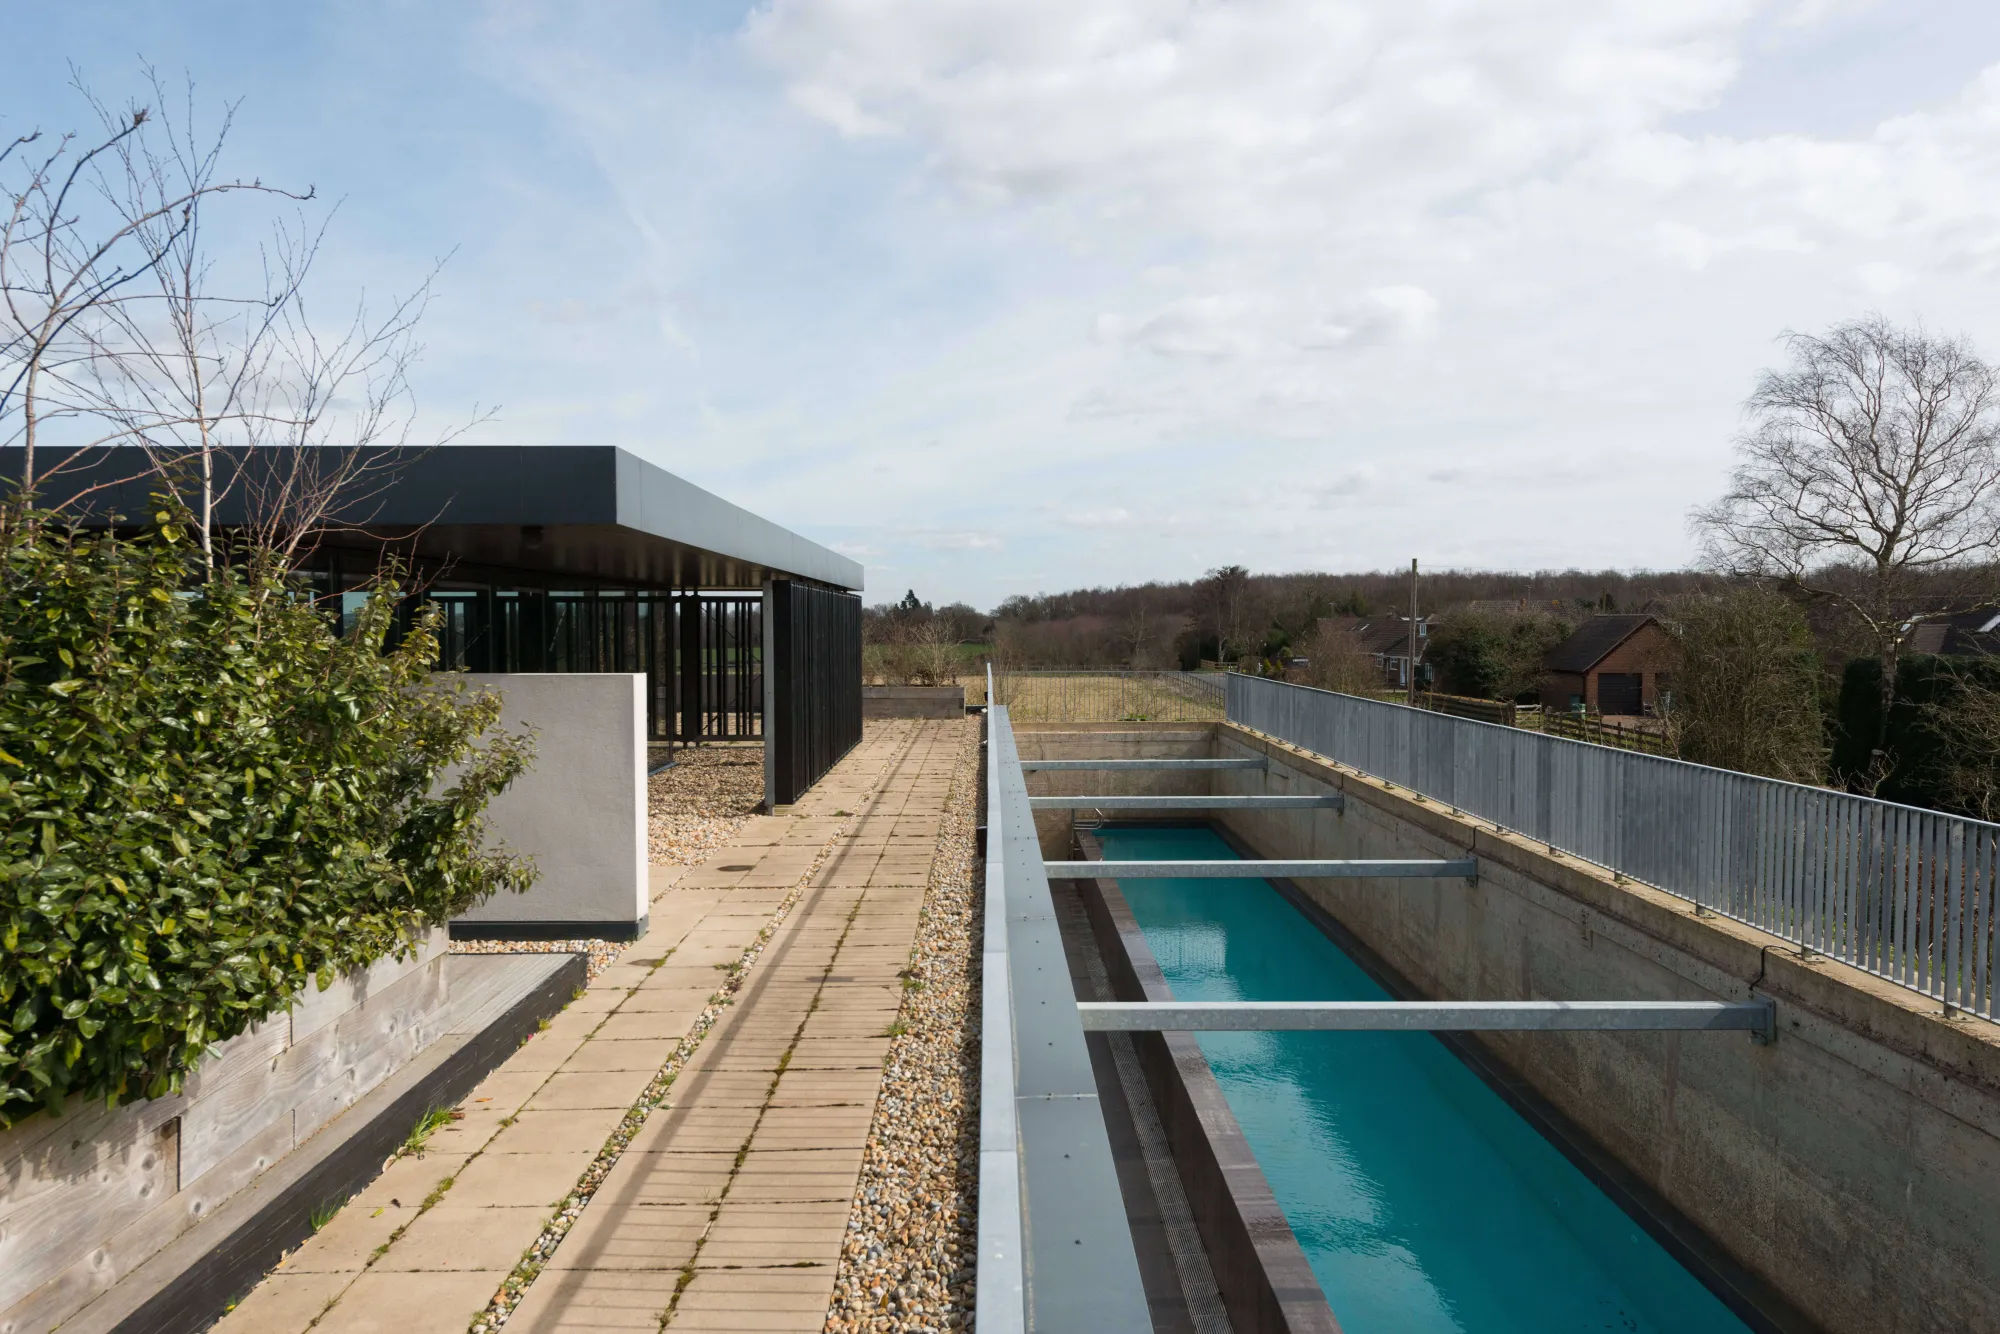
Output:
top-left (1406, 558), bottom-right (1419, 706)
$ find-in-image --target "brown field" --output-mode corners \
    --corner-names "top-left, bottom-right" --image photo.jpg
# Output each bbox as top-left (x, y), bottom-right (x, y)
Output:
top-left (987, 671), bottom-right (1224, 723)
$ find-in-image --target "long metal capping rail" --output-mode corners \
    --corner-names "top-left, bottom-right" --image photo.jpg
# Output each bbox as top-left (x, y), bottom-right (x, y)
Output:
top-left (1228, 673), bottom-right (2000, 1022)
top-left (977, 670), bottom-right (1153, 1332)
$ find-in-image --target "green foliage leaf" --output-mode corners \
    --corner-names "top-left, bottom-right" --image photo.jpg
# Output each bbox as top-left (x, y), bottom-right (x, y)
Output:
top-left (0, 496), bottom-right (537, 1128)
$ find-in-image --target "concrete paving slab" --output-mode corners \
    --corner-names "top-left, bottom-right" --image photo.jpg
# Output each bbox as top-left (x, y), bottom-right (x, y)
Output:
top-left (665, 1070), bottom-right (778, 1106)
top-left (210, 1269), bottom-right (350, 1333)
top-left (504, 1269), bottom-right (680, 1331)
top-left (462, 1067), bottom-right (558, 1113)
top-left (625, 1101), bottom-right (758, 1154)
top-left (498, 1029), bottom-right (596, 1074)
top-left (542, 1202), bottom-right (707, 1271)
top-left (557, 1037), bottom-right (678, 1074)
top-left (592, 1008), bottom-right (710, 1042)
top-left (604, 1151), bottom-right (736, 1206)
top-left (527, 1067), bottom-right (659, 1111)
top-left (445, 1150), bottom-right (597, 1208)
top-left (312, 1270), bottom-right (507, 1334)
top-left (350, 1150), bottom-right (471, 1209)
top-left (279, 1198), bottom-right (416, 1273)
top-left (487, 1107), bottom-right (627, 1156)
top-left (372, 1204), bottom-right (550, 1271)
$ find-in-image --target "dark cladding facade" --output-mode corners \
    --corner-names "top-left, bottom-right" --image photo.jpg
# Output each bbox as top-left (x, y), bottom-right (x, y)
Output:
top-left (767, 582), bottom-right (865, 806)
top-left (5, 445), bottom-right (865, 804)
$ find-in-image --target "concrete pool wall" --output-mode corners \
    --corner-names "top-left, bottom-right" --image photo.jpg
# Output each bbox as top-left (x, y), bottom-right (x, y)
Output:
top-left (1014, 721), bottom-right (2000, 1334)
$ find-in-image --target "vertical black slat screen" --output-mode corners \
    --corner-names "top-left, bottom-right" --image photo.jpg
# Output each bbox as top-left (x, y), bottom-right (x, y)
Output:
top-left (769, 580), bottom-right (863, 806)
top-left (673, 594), bottom-right (765, 742)
top-left (678, 592), bottom-right (702, 742)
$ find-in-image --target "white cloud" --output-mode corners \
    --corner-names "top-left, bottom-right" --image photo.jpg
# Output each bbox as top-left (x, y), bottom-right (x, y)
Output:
top-left (908, 529), bottom-right (1005, 552)
top-left (449, 0), bottom-right (2000, 604)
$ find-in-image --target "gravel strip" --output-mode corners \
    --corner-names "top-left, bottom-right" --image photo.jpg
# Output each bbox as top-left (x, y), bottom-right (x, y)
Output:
top-left (825, 719), bottom-right (981, 1333)
top-left (648, 743), bottom-right (764, 866)
top-left (450, 745), bottom-right (767, 984)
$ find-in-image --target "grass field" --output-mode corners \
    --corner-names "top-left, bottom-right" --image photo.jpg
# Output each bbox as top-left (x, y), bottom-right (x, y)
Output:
top-left (988, 670), bottom-right (1224, 722)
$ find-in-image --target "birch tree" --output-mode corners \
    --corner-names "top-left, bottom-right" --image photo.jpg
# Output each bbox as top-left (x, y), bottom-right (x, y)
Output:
top-left (1693, 316), bottom-right (2000, 792)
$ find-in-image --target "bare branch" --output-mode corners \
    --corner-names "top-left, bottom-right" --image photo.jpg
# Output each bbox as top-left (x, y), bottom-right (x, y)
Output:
top-left (1691, 314), bottom-right (2000, 791)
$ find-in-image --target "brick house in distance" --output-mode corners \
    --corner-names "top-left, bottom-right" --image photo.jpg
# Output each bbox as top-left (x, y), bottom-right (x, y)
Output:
top-left (1540, 614), bottom-right (1680, 716)
top-left (1902, 610), bottom-right (2000, 658)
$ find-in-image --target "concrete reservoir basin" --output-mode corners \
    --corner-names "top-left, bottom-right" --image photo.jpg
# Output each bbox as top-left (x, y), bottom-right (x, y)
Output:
top-left (1096, 823), bottom-right (1755, 1334)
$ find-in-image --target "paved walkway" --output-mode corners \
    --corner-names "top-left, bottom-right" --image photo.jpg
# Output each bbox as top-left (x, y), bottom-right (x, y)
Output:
top-left (218, 719), bottom-right (970, 1334)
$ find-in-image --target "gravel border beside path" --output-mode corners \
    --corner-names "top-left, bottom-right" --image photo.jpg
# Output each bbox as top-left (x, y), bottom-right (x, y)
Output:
top-left (825, 718), bottom-right (981, 1333)
top-left (646, 743), bottom-right (765, 866)
top-left (451, 745), bottom-right (767, 983)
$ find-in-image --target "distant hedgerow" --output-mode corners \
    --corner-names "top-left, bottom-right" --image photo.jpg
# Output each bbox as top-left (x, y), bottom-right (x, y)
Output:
top-left (0, 502), bottom-right (534, 1125)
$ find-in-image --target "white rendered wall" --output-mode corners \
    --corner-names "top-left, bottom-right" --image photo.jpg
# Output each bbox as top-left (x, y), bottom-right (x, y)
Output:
top-left (451, 673), bottom-right (648, 939)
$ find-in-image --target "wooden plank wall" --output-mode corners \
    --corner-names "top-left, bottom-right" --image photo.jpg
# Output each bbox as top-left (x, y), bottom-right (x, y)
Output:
top-left (0, 931), bottom-right (449, 1332)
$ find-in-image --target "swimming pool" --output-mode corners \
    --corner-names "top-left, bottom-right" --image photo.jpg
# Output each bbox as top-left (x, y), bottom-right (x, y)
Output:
top-left (1095, 823), bottom-right (1753, 1334)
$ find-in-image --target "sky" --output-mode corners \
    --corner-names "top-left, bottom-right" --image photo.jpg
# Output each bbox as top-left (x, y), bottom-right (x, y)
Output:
top-left (12, 1), bottom-right (2000, 608)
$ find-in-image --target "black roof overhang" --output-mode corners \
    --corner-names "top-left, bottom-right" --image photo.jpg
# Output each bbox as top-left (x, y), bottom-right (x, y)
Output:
top-left (1, 445), bottom-right (863, 593)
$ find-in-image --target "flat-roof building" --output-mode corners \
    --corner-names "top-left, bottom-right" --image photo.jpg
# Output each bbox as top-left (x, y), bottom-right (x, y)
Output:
top-left (3, 444), bottom-right (864, 807)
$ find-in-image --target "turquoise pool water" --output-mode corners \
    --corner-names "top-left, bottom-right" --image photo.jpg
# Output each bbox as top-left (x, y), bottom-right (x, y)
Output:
top-left (1094, 824), bottom-right (1753, 1334)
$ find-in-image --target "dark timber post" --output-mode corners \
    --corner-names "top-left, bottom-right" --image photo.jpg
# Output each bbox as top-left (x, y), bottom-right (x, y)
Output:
top-left (763, 579), bottom-right (779, 810)
top-left (679, 591), bottom-right (702, 743)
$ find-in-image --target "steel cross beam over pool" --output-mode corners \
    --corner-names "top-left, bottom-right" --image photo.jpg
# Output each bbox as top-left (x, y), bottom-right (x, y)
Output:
top-left (1046, 858), bottom-right (1479, 880)
top-left (1078, 999), bottom-right (1777, 1043)
top-left (1028, 793), bottom-right (1344, 811)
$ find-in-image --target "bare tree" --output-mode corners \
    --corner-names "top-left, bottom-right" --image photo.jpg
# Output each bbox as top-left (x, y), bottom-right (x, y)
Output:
top-left (1118, 605), bottom-right (1155, 667)
top-left (3, 72), bottom-right (484, 565)
top-left (1196, 564), bottom-right (1253, 663)
top-left (1693, 316), bottom-right (2000, 791)
top-left (1301, 619), bottom-right (1378, 696)
top-left (2, 75), bottom-right (306, 514)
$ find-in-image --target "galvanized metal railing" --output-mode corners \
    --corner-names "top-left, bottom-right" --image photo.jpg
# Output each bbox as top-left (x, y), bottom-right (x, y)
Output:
top-left (978, 668), bottom-right (1152, 1332)
top-left (990, 668), bottom-right (1225, 723)
top-left (1228, 674), bottom-right (2000, 1021)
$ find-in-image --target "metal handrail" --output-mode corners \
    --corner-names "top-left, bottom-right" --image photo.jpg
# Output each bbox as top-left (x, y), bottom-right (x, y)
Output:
top-left (1228, 673), bottom-right (2000, 1021)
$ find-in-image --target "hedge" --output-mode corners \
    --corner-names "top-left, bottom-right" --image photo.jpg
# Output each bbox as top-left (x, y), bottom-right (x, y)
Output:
top-left (0, 506), bottom-right (533, 1124)
top-left (1833, 653), bottom-right (2000, 812)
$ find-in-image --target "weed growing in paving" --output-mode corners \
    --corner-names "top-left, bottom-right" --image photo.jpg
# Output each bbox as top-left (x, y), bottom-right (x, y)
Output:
top-left (401, 1105), bottom-right (459, 1157)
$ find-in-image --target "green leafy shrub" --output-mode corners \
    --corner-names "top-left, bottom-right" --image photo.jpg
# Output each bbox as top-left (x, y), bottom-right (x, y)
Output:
top-left (1425, 609), bottom-right (1574, 701)
top-left (0, 505), bottom-right (534, 1124)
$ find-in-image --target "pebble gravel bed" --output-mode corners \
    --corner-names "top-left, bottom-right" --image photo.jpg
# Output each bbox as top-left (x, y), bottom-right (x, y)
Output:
top-left (825, 719), bottom-right (980, 1333)
top-left (450, 745), bottom-right (767, 984)
top-left (647, 743), bottom-right (765, 866)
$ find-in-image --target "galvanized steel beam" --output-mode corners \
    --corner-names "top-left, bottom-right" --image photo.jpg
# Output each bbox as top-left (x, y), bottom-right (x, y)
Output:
top-left (1027, 794), bottom-right (1343, 811)
top-left (1020, 757), bottom-right (1265, 771)
top-left (1076, 999), bottom-right (1777, 1043)
top-left (1045, 858), bottom-right (1477, 880)
top-left (979, 693), bottom-right (1152, 1332)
